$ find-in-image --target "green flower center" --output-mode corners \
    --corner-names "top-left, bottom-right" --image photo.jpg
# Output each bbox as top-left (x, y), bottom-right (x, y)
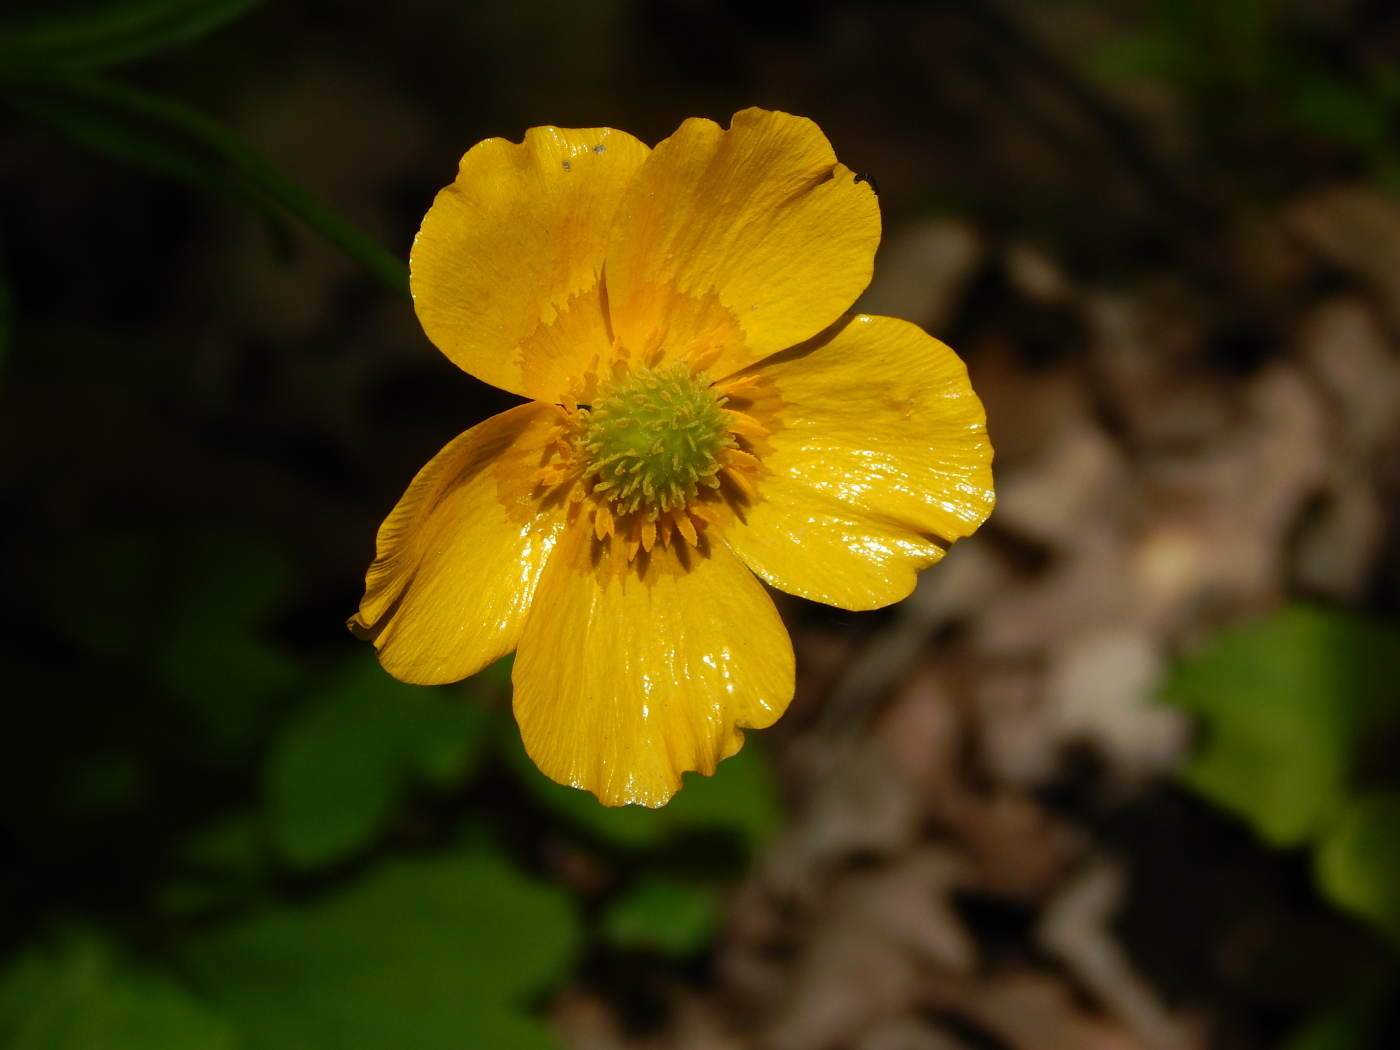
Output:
top-left (582, 361), bottom-right (734, 517)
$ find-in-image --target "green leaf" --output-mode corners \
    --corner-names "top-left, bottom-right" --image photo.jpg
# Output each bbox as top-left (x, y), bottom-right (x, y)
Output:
top-left (47, 535), bottom-right (161, 661)
top-left (1090, 35), bottom-right (1191, 82)
top-left (0, 936), bottom-right (238, 1050)
top-left (663, 740), bottom-right (781, 847)
top-left (600, 876), bottom-right (719, 957)
top-left (152, 533), bottom-right (300, 755)
top-left (499, 718), bottom-right (780, 851)
top-left (1163, 604), bottom-right (1400, 847)
top-left (2, 74), bottom-right (408, 295)
top-left (1289, 75), bottom-right (1393, 151)
top-left (1282, 978), bottom-right (1392, 1050)
top-left (1315, 792), bottom-right (1400, 944)
top-left (266, 655), bottom-right (485, 869)
top-left (184, 851), bottom-right (579, 1050)
top-left (159, 812), bottom-right (270, 917)
top-left (0, 0), bottom-right (265, 72)
top-left (43, 531), bottom-right (299, 760)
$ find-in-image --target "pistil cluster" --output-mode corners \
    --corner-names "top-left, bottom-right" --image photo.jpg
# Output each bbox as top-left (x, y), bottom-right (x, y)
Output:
top-left (534, 351), bottom-right (767, 558)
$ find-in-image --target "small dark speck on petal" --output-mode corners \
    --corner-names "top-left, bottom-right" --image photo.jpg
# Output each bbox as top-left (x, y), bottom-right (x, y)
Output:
top-left (562, 160), bottom-right (572, 171)
top-left (593, 143), bottom-right (606, 153)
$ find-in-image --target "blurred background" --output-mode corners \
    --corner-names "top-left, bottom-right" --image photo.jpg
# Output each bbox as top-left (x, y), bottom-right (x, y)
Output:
top-left (2, 1), bottom-right (1400, 1048)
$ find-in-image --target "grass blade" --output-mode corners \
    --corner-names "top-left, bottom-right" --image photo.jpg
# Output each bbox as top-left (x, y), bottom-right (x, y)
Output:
top-left (3, 74), bottom-right (409, 297)
top-left (0, 0), bottom-right (265, 71)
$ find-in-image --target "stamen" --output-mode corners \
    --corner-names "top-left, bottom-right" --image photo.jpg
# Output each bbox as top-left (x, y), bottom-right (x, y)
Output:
top-left (724, 467), bottom-right (758, 500)
top-left (724, 448), bottom-right (763, 473)
top-left (594, 502), bottom-right (614, 540)
top-left (534, 357), bottom-right (765, 553)
top-left (718, 375), bottom-right (761, 397)
top-left (673, 511), bottom-right (698, 546)
top-left (725, 410), bottom-right (770, 438)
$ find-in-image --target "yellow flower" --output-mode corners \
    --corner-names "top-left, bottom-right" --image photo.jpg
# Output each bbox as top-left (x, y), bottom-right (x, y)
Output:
top-left (350, 108), bottom-right (994, 807)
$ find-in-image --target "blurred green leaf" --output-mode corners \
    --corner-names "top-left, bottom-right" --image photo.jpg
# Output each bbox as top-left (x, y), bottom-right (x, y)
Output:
top-left (266, 655), bottom-right (485, 869)
top-left (152, 533), bottom-right (300, 755)
top-left (159, 813), bottom-right (270, 917)
top-left (0, 936), bottom-right (238, 1050)
top-left (1315, 792), bottom-right (1400, 944)
top-left (1289, 75), bottom-right (1393, 151)
top-left (184, 851), bottom-right (578, 1050)
top-left (1092, 0), bottom-right (1269, 88)
top-left (2, 74), bottom-right (407, 295)
top-left (500, 719), bottom-right (780, 851)
top-left (1163, 604), bottom-right (1400, 847)
top-left (48, 535), bottom-right (161, 661)
top-left (1091, 36), bottom-right (1191, 82)
top-left (0, 0), bottom-right (263, 72)
top-left (64, 752), bottom-right (142, 813)
top-left (1283, 978), bottom-right (1391, 1050)
top-left (600, 876), bottom-right (719, 957)
top-left (46, 531), bottom-right (299, 754)
top-left (0, 652), bottom-right (145, 844)
top-left (664, 740), bottom-right (781, 847)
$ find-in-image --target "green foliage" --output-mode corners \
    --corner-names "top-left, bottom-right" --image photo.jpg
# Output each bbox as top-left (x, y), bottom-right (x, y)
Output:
top-left (1316, 792), bottom-right (1400, 943)
top-left (1094, 0), bottom-right (1270, 88)
top-left (158, 812), bottom-right (269, 917)
top-left (266, 655), bottom-right (485, 869)
top-left (50, 533), bottom-right (301, 757)
top-left (152, 534), bottom-right (301, 755)
top-left (1281, 978), bottom-right (1393, 1050)
top-left (2, 522), bottom-right (783, 1048)
top-left (0, 936), bottom-right (239, 1050)
top-left (1164, 603), bottom-right (1400, 1045)
top-left (1165, 604), bottom-right (1400, 847)
top-left (184, 851), bottom-right (579, 1050)
top-left (0, 0), bottom-right (266, 72)
top-left (1094, 0), bottom-right (1400, 191)
top-left (600, 876), bottom-right (719, 957)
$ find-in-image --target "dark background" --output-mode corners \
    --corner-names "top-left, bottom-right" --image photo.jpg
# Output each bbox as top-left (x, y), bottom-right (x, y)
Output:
top-left (2, 2), bottom-right (1400, 1049)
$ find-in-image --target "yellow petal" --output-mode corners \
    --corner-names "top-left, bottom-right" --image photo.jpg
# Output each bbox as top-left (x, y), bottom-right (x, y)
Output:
top-left (411, 126), bottom-right (650, 399)
top-left (725, 480), bottom-right (947, 610)
top-left (604, 108), bottom-right (879, 377)
top-left (513, 522), bottom-right (793, 807)
top-left (728, 313), bottom-right (994, 604)
top-left (351, 403), bottom-right (565, 685)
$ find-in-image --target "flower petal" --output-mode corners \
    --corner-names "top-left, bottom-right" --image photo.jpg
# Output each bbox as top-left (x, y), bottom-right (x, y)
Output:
top-left (726, 313), bottom-right (994, 605)
top-left (411, 126), bottom-right (650, 399)
top-left (513, 523), bottom-right (793, 807)
top-left (351, 403), bottom-right (565, 685)
top-left (724, 480), bottom-right (947, 610)
top-left (604, 107), bottom-right (879, 376)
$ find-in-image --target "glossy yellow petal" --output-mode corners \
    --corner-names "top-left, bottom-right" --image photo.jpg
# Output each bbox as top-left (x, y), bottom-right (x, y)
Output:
top-left (411, 126), bottom-right (651, 399)
top-left (350, 403), bottom-right (565, 685)
top-left (513, 522), bottom-right (793, 807)
top-left (725, 480), bottom-right (946, 610)
top-left (728, 314), bottom-right (994, 604)
top-left (605, 107), bottom-right (879, 376)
